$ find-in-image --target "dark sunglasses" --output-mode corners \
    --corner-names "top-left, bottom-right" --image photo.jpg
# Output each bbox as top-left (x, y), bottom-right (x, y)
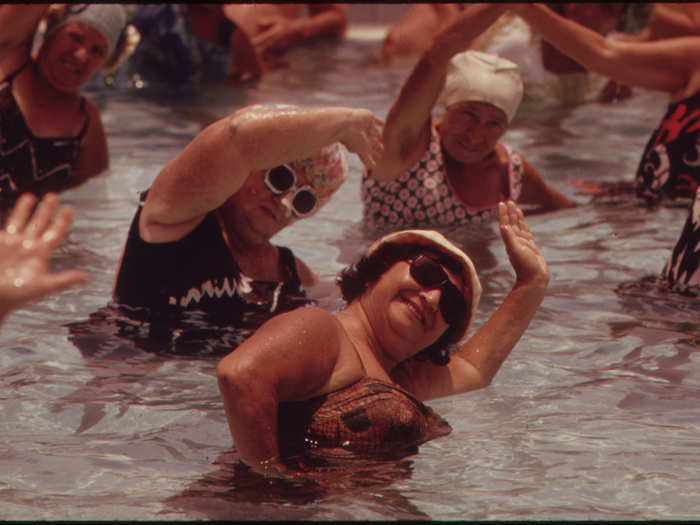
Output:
top-left (408, 254), bottom-right (470, 328)
top-left (264, 165), bottom-right (318, 218)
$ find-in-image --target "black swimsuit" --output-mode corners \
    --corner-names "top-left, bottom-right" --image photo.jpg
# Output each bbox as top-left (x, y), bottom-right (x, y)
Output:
top-left (0, 61), bottom-right (89, 208)
top-left (113, 191), bottom-right (310, 329)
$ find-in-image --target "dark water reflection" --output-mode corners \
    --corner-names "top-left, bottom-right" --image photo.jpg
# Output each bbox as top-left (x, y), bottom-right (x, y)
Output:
top-left (166, 451), bottom-right (427, 520)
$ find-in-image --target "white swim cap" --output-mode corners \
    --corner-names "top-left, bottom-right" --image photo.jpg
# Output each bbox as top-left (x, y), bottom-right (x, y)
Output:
top-left (47, 4), bottom-right (128, 59)
top-left (438, 50), bottom-right (524, 123)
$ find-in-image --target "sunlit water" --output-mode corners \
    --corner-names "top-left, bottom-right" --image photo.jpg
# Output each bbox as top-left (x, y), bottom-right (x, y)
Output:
top-left (1, 33), bottom-right (699, 521)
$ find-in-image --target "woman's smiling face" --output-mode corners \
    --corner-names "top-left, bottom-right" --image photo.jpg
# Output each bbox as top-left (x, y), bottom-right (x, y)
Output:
top-left (37, 22), bottom-right (109, 93)
top-left (361, 257), bottom-right (464, 364)
top-left (438, 101), bottom-right (508, 164)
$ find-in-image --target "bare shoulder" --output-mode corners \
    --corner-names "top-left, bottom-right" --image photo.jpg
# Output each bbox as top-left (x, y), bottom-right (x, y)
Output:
top-left (259, 305), bottom-right (340, 343)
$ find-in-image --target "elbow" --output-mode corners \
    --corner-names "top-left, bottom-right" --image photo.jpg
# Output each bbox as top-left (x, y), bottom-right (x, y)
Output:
top-left (216, 354), bottom-right (249, 398)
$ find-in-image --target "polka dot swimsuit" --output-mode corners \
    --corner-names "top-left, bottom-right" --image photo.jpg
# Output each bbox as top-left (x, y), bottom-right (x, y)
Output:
top-left (362, 125), bottom-right (523, 228)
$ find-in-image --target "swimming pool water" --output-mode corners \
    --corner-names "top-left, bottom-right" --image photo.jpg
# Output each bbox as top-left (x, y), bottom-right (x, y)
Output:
top-left (1, 35), bottom-right (698, 520)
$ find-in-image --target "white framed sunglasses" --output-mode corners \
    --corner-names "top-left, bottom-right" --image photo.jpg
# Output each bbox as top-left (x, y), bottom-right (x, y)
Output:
top-left (263, 165), bottom-right (319, 218)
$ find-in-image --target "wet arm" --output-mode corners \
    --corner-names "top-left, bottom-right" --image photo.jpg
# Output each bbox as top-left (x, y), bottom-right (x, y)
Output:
top-left (393, 201), bottom-right (549, 401)
top-left (142, 106), bottom-right (381, 236)
top-left (381, 4), bottom-right (462, 62)
top-left (0, 4), bottom-right (48, 66)
top-left (372, 3), bottom-right (507, 183)
top-left (638, 4), bottom-right (700, 41)
top-left (300, 4), bottom-right (347, 40)
top-left (216, 307), bottom-right (342, 475)
top-left (517, 159), bottom-right (576, 211)
top-left (510, 3), bottom-right (698, 95)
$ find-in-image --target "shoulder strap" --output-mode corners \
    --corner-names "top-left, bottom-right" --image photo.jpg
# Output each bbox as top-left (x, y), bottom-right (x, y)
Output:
top-left (277, 245), bottom-right (301, 287)
top-left (75, 97), bottom-right (90, 141)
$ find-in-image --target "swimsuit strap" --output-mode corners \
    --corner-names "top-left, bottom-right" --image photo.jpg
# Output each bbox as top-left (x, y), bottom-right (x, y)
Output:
top-left (335, 317), bottom-right (369, 377)
top-left (277, 245), bottom-right (301, 287)
top-left (75, 97), bottom-right (90, 142)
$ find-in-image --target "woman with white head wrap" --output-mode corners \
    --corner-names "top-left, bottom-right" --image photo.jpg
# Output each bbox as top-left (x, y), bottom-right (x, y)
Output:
top-left (363, 4), bottom-right (575, 230)
top-left (0, 5), bottom-right (135, 208)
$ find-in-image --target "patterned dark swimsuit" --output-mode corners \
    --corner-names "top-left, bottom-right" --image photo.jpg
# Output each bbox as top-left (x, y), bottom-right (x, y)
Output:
top-left (663, 187), bottom-right (700, 294)
top-left (636, 91), bottom-right (700, 205)
top-left (278, 378), bottom-right (452, 459)
top-left (113, 191), bottom-right (310, 332)
top-left (0, 62), bottom-right (88, 208)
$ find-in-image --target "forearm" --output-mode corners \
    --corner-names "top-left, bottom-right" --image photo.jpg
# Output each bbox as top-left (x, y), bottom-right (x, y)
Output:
top-left (146, 106), bottom-right (354, 225)
top-left (648, 5), bottom-right (700, 39)
top-left (298, 5), bottom-right (347, 41)
top-left (454, 280), bottom-right (547, 387)
top-left (513, 4), bottom-right (613, 71)
top-left (226, 106), bottom-right (355, 171)
top-left (217, 368), bottom-right (281, 470)
top-left (0, 4), bottom-right (48, 61)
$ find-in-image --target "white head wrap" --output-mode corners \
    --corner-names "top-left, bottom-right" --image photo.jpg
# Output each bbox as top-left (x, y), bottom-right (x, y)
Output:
top-left (47, 4), bottom-right (128, 59)
top-left (438, 50), bottom-right (524, 123)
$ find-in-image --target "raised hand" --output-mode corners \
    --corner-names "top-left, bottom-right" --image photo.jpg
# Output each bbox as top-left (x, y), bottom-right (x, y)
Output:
top-left (340, 109), bottom-right (384, 171)
top-left (498, 200), bottom-right (550, 288)
top-left (0, 193), bottom-right (89, 323)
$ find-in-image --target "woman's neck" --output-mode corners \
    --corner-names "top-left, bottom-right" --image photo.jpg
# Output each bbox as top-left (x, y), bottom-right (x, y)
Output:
top-left (337, 301), bottom-right (399, 380)
top-left (216, 209), bottom-right (280, 279)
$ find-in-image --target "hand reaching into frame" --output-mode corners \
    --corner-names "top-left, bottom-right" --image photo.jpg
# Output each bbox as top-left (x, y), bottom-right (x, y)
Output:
top-left (0, 193), bottom-right (89, 324)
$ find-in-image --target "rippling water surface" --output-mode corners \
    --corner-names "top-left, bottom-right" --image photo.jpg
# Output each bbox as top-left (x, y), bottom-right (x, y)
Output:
top-left (1, 35), bottom-right (698, 520)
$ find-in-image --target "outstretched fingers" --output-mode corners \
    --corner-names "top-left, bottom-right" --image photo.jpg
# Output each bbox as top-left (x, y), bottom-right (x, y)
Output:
top-left (4, 193), bottom-right (38, 235)
top-left (498, 201), bottom-right (550, 287)
top-left (25, 193), bottom-right (61, 239)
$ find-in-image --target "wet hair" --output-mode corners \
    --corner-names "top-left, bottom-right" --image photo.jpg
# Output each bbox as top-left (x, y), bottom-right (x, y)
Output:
top-left (337, 242), bottom-right (465, 366)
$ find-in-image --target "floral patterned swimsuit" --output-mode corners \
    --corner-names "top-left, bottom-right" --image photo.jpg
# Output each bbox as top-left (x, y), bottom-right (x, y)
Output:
top-left (362, 125), bottom-right (523, 228)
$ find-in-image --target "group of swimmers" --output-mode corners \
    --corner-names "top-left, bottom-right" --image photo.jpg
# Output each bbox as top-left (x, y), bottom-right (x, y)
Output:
top-left (1, 3), bottom-right (699, 478)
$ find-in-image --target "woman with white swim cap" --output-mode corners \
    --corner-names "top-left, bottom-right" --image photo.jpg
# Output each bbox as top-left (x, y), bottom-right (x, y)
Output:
top-left (363, 4), bottom-right (575, 230)
top-left (0, 4), bottom-right (136, 208)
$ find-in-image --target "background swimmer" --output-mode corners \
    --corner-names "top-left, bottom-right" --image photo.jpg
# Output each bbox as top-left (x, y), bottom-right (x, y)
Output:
top-left (510, 3), bottom-right (700, 206)
top-left (0, 4), bottom-right (135, 208)
top-left (364, 4), bottom-right (575, 230)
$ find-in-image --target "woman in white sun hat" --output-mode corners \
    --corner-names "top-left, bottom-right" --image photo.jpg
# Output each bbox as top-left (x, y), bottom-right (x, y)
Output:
top-left (217, 200), bottom-right (549, 477)
top-left (363, 3), bottom-right (575, 230)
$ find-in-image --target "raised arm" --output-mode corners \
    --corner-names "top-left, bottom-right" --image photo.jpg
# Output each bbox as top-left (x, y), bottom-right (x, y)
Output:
top-left (371, 3), bottom-right (507, 183)
top-left (393, 201), bottom-right (549, 401)
top-left (0, 4), bottom-right (48, 70)
top-left (141, 106), bottom-right (382, 240)
top-left (517, 159), bottom-right (576, 212)
top-left (630, 4), bottom-right (700, 42)
top-left (510, 3), bottom-right (700, 98)
top-left (216, 306), bottom-right (345, 476)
